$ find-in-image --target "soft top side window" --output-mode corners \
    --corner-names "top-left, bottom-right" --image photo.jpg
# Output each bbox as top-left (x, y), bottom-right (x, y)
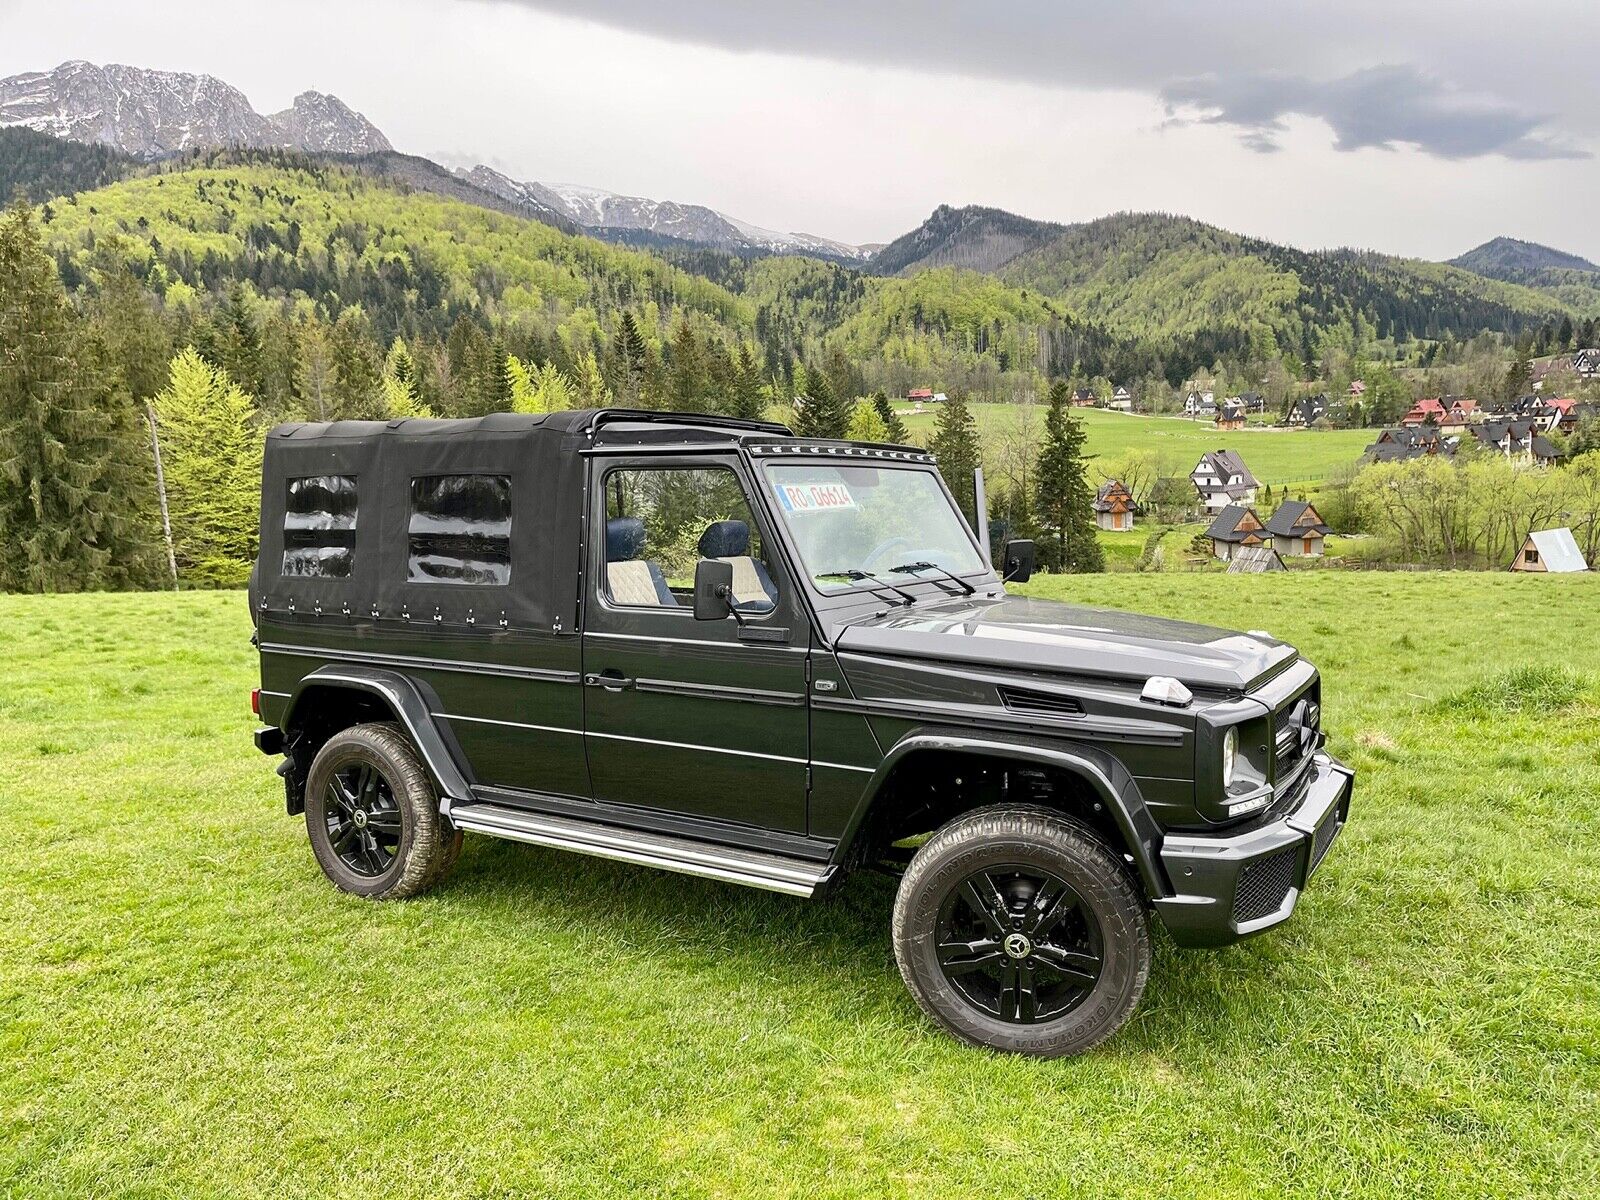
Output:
top-left (601, 466), bottom-right (777, 612)
top-left (283, 474), bottom-right (357, 578)
top-left (408, 474), bottom-right (512, 585)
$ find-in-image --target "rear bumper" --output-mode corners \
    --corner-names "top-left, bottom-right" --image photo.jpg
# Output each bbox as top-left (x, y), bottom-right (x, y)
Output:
top-left (253, 726), bottom-right (284, 756)
top-left (1152, 751), bottom-right (1353, 948)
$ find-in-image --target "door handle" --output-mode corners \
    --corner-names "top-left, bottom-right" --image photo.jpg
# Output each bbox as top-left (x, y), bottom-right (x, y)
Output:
top-left (584, 671), bottom-right (635, 692)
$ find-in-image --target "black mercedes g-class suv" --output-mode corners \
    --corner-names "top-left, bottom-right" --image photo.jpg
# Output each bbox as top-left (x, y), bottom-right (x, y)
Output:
top-left (249, 408), bottom-right (1352, 1056)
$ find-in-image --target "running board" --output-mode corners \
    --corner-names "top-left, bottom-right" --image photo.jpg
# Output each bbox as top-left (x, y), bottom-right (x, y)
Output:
top-left (447, 803), bottom-right (836, 898)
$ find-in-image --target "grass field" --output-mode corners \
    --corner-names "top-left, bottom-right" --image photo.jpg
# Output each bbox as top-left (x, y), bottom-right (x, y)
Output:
top-left (3, 577), bottom-right (1598, 1199)
top-left (897, 404), bottom-right (1372, 489)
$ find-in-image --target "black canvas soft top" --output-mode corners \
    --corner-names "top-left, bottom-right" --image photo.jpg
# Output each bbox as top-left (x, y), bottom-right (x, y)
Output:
top-left (257, 411), bottom-right (598, 633)
top-left (255, 409), bottom-right (794, 633)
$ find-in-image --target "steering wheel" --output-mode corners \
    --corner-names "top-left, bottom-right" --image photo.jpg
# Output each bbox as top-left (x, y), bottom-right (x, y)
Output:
top-left (860, 536), bottom-right (920, 572)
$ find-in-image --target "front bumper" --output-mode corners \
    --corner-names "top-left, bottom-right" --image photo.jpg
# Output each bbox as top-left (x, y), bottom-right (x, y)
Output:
top-left (1152, 751), bottom-right (1353, 948)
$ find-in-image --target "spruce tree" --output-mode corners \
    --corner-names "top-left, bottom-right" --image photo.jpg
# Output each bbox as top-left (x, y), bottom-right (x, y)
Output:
top-left (792, 369), bottom-right (852, 439)
top-left (928, 392), bottom-right (982, 527)
top-left (668, 318), bottom-right (706, 413)
top-left (872, 390), bottom-right (909, 443)
top-left (329, 312), bottom-right (383, 419)
top-left (729, 344), bottom-right (766, 422)
top-left (0, 203), bottom-right (158, 592)
top-left (151, 348), bottom-right (262, 585)
top-left (1034, 380), bottom-right (1104, 573)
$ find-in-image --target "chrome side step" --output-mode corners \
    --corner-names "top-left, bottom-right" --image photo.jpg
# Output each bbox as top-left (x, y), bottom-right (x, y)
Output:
top-left (447, 803), bottom-right (836, 898)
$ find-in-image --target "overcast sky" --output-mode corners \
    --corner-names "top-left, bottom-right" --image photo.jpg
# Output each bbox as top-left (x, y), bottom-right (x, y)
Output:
top-left (3, 0), bottom-right (1597, 260)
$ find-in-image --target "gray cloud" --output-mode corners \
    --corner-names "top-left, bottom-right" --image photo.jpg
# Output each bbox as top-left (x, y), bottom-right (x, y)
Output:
top-left (1164, 65), bottom-right (1586, 160)
top-left (494, 0), bottom-right (1598, 160)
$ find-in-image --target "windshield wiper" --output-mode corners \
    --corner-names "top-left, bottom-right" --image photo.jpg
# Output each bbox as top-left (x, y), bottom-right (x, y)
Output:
top-left (890, 561), bottom-right (977, 595)
top-left (815, 568), bottom-right (917, 605)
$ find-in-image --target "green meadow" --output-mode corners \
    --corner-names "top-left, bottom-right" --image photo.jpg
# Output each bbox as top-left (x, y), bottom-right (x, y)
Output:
top-left (2, 575), bottom-right (1597, 1198)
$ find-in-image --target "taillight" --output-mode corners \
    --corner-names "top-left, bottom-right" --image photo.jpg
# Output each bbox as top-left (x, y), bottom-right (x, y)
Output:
top-left (250, 688), bottom-right (261, 716)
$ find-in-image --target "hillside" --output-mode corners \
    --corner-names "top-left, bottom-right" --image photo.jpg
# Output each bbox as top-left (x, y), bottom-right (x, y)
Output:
top-left (0, 126), bottom-right (136, 202)
top-left (999, 211), bottom-right (1571, 349)
top-left (1450, 236), bottom-right (1600, 277)
top-left (1448, 236), bottom-right (1600, 318)
top-left (40, 156), bottom-right (751, 344)
top-left (868, 203), bottom-right (1064, 276)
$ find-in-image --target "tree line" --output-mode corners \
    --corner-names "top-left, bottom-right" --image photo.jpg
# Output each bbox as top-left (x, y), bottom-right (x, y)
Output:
top-left (0, 202), bottom-right (1107, 592)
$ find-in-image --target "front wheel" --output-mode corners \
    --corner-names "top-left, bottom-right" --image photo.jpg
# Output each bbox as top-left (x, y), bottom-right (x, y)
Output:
top-left (303, 722), bottom-right (461, 900)
top-left (892, 805), bottom-right (1151, 1057)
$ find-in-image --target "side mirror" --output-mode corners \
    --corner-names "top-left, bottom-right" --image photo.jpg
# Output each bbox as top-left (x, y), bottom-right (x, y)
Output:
top-left (1002, 539), bottom-right (1036, 584)
top-left (692, 558), bottom-right (735, 621)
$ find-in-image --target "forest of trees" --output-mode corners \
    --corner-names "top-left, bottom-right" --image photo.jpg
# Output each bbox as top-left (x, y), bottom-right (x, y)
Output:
top-left (4, 146), bottom-right (1599, 593)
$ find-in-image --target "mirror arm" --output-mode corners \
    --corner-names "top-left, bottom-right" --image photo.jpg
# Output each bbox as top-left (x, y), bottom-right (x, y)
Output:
top-left (717, 585), bottom-right (747, 626)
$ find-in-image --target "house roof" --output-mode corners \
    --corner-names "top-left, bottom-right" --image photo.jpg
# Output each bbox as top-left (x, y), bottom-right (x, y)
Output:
top-left (1206, 504), bottom-right (1264, 543)
top-left (1193, 449), bottom-right (1258, 491)
top-left (1215, 403), bottom-right (1245, 422)
top-left (1093, 479), bottom-right (1136, 512)
top-left (1227, 544), bottom-right (1286, 573)
top-left (1523, 528), bottom-right (1589, 572)
top-left (1264, 500), bottom-right (1329, 537)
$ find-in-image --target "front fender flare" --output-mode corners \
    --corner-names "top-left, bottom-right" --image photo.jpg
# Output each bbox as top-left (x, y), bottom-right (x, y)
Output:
top-left (282, 665), bottom-right (474, 811)
top-left (839, 727), bottom-right (1170, 898)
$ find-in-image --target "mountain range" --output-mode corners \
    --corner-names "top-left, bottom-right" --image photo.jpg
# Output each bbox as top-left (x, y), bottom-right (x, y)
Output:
top-left (2, 57), bottom-right (1596, 364)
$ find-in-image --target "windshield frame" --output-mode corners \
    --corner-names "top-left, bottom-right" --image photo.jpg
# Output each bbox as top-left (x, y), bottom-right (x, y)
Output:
top-left (755, 455), bottom-right (997, 603)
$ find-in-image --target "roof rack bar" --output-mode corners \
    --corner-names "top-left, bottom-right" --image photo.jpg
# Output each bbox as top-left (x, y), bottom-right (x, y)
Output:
top-left (584, 408), bottom-right (792, 437)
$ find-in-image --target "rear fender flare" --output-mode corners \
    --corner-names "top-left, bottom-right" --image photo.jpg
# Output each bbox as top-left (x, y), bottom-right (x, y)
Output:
top-left (840, 727), bottom-right (1169, 897)
top-left (283, 665), bottom-right (473, 812)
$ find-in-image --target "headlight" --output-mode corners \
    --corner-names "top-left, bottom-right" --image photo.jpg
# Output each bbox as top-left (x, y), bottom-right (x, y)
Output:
top-left (1221, 727), bottom-right (1239, 790)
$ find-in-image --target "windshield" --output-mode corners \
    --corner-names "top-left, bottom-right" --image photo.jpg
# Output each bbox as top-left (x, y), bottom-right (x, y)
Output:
top-left (763, 462), bottom-right (989, 593)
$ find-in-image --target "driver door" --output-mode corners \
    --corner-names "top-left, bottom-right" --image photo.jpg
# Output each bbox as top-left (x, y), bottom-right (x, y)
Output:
top-left (580, 455), bottom-right (811, 834)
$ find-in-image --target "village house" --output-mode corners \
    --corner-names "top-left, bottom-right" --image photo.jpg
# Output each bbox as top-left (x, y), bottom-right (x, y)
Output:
top-left (1283, 394), bottom-right (1329, 427)
top-left (1575, 348), bottom-right (1600, 380)
top-left (1438, 397), bottom-right (1479, 433)
top-left (1510, 527), bottom-right (1590, 573)
top-left (1214, 401), bottom-right (1247, 431)
top-left (1470, 419), bottom-right (1560, 465)
top-left (1092, 479), bottom-right (1138, 531)
top-left (1401, 397), bottom-right (1447, 427)
top-left (1109, 384), bottom-right (1134, 411)
top-left (1205, 504), bottom-right (1269, 562)
top-left (1071, 387), bottom-right (1098, 408)
top-left (906, 387), bottom-right (933, 405)
top-left (1365, 426), bottom-right (1457, 462)
top-left (1190, 449), bottom-right (1259, 512)
top-left (1348, 380), bottom-right (1367, 399)
top-left (1264, 500), bottom-right (1330, 558)
top-left (1183, 389), bottom-right (1216, 418)
top-left (1532, 396), bottom-right (1578, 432)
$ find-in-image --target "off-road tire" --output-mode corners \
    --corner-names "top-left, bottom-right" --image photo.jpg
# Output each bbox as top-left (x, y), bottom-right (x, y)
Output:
top-left (304, 722), bottom-right (462, 899)
top-left (892, 804), bottom-right (1151, 1057)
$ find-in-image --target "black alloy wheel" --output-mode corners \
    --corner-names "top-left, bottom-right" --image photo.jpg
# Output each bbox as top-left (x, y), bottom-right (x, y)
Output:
top-left (322, 763), bottom-right (404, 878)
top-left (934, 864), bottom-right (1104, 1024)
top-left (893, 804), bottom-right (1151, 1057)
top-left (303, 722), bottom-right (462, 900)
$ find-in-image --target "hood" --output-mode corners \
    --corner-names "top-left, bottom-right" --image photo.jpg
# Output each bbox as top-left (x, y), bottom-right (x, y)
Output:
top-left (833, 593), bottom-right (1296, 694)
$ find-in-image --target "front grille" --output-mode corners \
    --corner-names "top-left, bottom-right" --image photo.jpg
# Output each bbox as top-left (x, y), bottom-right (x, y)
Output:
top-left (1273, 693), bottom-right (1321, 779)
top-left (997, 686), bottom-right (1085, 718)
top-left (1233, 847), bottom-right (1298, 923)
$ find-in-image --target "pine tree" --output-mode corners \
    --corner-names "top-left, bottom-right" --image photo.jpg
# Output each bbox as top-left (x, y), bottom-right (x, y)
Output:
top-left (872, 390), bottom-right (909, 443)
top-left (668, 317), bottom-right (706, 413)
top-left (614, 311), bottom-right (650, 407)
top-left (294, 314), bottom-right (336, 421)
top-left (1501, 345), bottom-right (1533, 401)
top-left (792, 368), bottom-right (853, 439)
top-left (0, 203), bottom-right (158, 592)
top-left (1034, 380), bottom-right (1104, 573)
top-left (329, 311), bottom-right (383, 419)
top-left (151, 348), bottom-right (262, 585)
top-left (571, 350), bottom-right (613, 408)
top-left (729, 344), bottom-right (766, 421)
top-left (928, 391), bottom-right (982, 527)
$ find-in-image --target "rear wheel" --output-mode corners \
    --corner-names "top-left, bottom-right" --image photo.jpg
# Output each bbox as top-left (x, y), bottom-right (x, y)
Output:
top-left (304, 723), bottom-right (461, 899)
top-left (892, 804), bottom-right (1150, 1057)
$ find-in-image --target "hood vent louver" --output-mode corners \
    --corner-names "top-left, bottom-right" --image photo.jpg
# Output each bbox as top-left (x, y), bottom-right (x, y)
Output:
top-left (997, 686), bottom-right (1085, 718)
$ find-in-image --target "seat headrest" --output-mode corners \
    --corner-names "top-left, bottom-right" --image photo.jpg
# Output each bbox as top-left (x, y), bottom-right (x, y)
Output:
top-left (606, 516), bottom-right (646, 562)
top-left (698, 519), bottom-right (750, 559)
